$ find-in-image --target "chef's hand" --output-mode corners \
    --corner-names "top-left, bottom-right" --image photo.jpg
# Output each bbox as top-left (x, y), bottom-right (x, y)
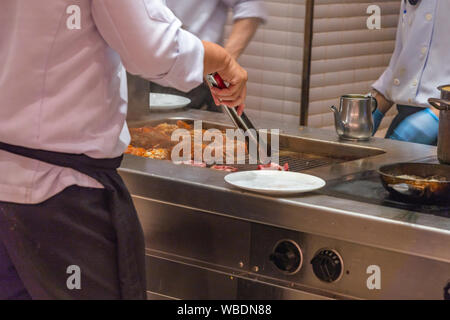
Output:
top-left (202, 41), bottom-right (248, 115)
top-left (389, 108), bottom-right (439, 145)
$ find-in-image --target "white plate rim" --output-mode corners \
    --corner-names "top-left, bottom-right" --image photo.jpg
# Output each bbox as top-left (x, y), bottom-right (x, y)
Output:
top-left (224, 170), bottom-right (326, 195)
top-left (149, 93), bottom-right (191, 110)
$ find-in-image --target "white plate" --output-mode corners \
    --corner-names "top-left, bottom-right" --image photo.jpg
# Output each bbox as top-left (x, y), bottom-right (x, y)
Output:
top-left (149, 93), bottom-right (191, 111)
top-left (224, 170), bottom-right (326, 196)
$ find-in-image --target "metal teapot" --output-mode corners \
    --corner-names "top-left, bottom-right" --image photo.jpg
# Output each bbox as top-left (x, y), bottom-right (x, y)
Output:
top-left (331, 94), bottom-right (377, 141)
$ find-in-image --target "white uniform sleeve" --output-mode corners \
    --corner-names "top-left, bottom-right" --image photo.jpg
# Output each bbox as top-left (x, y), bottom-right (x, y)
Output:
top-left (92, 0), bottom-right (204, 92)
top-left (222, 0), bottom-right (268, 23)
top-left (371, 2), bottom-right (404, 100)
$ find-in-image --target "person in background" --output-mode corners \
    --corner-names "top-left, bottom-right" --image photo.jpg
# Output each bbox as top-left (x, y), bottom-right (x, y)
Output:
top-left (371, 0), bottom-right (449, 145)
top-left (0, 0), bottom-right (247, 299)
top-left (151, 0), bottom-right (267, 112)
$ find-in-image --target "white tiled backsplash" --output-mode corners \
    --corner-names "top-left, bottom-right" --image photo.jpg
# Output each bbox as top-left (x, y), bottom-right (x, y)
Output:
top-left (225, 0), bottom-right (400, 131)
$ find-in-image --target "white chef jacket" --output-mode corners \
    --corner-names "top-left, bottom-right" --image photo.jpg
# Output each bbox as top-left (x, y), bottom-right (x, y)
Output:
top-left (0, 0), bottom-right (204, 204)
top-left (166, 0), bottom-right (268, 44)
top-left (372, 0), bottom-right (450, 108)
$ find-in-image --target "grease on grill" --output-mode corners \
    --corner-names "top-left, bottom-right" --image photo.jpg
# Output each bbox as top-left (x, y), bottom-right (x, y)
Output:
top-left (232, 151), bottom-right (343, 173)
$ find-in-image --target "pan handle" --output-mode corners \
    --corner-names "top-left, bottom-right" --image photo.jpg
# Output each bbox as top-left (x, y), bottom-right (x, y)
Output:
top-left (428, 98), bottom-right (450, 111)
top-left (388, 183), bottom-right (427, 197)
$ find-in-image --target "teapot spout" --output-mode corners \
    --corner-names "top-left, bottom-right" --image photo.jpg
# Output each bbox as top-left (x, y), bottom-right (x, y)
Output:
top-left (331, 105), bottom-right (345, 134)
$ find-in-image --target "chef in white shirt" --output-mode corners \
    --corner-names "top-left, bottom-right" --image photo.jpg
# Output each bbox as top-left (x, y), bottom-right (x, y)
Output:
top-left (151, 0), bottom-right (267, 111)
top-left (371, 0), bottom-right (449, 145)
top-left (0, 0), bottom-right (247, 299)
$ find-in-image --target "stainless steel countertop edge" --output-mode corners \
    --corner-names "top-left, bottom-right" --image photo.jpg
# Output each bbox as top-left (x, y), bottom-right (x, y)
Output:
top-left (120, 166), bottom-right (450, 263)
top-left (120, 109), bottom-right (450, 263)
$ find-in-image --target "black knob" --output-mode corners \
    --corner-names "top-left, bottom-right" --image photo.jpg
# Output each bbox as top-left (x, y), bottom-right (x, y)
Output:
top-left (444, 281), bottom-right (450, 300)
top-left (311, 249), bottom-right (343, 283)
top-left (270, 240), bottom-right (302, 274)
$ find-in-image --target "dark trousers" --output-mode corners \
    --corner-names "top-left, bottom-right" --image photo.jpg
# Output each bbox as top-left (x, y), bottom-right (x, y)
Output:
top-left (0, 141), bottom-right (146, 300)
top-left (0, 239), bottom-right (31, 299)
top-left (0, 185), bottom-right (138, 300)
top-left (150, 82), bottom-right (222, 112)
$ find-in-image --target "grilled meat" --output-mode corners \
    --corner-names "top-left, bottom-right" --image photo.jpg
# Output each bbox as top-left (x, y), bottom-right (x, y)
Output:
top-left (257, 162), bottom-right (289, 171)
top-left (129, 127), bottom-right (174, 149)
top-left (126, 145), bottom-right (170, 160)
top-left (210, 165), bottom-right (239, 172)
top-left (127, 121), bottom-right (248, 164)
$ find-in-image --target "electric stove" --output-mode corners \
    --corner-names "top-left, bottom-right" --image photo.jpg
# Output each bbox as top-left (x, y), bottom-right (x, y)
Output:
top-left (320, 169), bottom-right (450, 218)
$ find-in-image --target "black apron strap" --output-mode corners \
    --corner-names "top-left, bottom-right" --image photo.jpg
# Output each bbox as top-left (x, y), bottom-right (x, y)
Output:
top-left (0, 141), bottom-right (122, 173)
top-left (0, 141), bottom-right (146, 300)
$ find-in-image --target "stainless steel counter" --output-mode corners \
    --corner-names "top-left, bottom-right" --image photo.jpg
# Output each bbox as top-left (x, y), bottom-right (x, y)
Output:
top-left (119, 109), bottom-right (450, 299)
top-left (120, 109), bottom-right (449, 261)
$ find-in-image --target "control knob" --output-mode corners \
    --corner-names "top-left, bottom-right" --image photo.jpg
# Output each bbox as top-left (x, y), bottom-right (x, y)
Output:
top-left (269, 240), bottom-right (303, 275)
top-left (311, 249), bottom-right (344, 283)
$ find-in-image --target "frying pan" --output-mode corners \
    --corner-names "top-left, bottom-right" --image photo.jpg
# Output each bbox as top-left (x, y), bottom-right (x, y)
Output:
top-left (378, 163), bottom-right (450, 204)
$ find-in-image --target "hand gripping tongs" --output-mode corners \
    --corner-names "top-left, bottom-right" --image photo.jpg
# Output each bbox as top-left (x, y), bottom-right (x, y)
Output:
top-left (206, 73), bottom-right (271, 161)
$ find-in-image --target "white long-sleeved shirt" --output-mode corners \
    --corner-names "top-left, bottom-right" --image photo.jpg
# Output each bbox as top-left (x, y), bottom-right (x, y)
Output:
top-left (166, 0), bottom-right (268, 44)
top-left (372, 0), bottom-right (450, 107)
top-left (0, 0), bottom-right (204, 204)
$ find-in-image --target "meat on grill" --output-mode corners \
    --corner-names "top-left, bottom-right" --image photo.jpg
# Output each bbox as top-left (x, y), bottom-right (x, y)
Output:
top-left (128, 121), bottom-right (247, 163)
top-left (257, 162), bottom-right (289, 171)
top-left (210, 165), bottom-right (239, 172)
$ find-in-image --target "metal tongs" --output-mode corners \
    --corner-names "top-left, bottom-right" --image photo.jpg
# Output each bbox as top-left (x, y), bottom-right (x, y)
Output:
top-left (206, 73), bottom-right (271, 160)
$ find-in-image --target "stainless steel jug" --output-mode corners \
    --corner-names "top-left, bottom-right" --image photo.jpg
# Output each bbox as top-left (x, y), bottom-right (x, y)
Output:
top-left (429, 85), bottom-right (450, 165)
top-left (331, 94), bottom-right (377, 141)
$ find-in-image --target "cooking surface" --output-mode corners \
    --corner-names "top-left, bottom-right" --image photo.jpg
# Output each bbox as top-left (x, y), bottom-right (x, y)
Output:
top-left (319, 170), bottom-right (450, 218)
top-left (233, 151), bottom-right (346, 172)
top-left (120, 109), bottom-right (450, 263)
top-left (127, 118), bottom-right (377, 172)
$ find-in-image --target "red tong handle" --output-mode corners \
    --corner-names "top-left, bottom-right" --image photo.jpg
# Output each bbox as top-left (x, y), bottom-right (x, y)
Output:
top-left (213, 73), bottom-right (228, 89)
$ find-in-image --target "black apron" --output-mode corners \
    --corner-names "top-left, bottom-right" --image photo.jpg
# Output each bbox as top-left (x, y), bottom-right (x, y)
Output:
top-left (0, 141), bottom-right (146, 300)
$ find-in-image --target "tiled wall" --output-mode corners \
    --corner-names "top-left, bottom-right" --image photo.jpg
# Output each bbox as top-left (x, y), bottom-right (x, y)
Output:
top-left (225, 0), bottom-right (306, 127)
top-left (309, 0), bottom-right (400, 132)
top-left (226, 0), bottom-right (400, 133)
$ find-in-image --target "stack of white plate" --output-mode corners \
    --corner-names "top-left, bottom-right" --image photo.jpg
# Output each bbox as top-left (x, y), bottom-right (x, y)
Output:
top-left (149, 93), bottom-right (191, 112)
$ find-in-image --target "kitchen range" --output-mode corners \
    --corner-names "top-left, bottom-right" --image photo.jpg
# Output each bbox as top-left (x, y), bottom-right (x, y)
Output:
top-left (119, 109), bottom-right (450, 300)
top-left (5, 0), bottom-right (450, 303)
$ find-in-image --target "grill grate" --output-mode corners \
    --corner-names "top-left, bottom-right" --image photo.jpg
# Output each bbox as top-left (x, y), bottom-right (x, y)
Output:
top-left (229, 151), bottom-right (343, 173)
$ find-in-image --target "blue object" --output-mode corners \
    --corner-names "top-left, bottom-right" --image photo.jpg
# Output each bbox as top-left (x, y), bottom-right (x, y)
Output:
top-left (389, 108), bottom-right (439, 145)
top-left (372, 109), bottom-right (384, 135)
